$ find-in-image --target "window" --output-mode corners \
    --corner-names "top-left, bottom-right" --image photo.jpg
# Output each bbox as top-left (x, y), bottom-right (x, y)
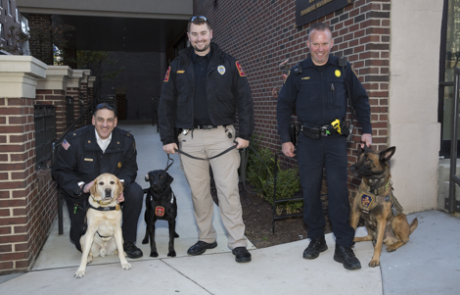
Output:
top-left (7, 0), bottom-right (11, 16)
top-left (0, 0), bottom-right (3, 9)
top-left (15, 8), bottom-right (19, 23)
top-left (0, 23), bottom-right (4, 40)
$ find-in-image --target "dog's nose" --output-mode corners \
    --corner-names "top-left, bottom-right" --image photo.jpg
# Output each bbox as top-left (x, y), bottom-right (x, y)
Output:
top-left (105, 188), bottom-right (112, 198)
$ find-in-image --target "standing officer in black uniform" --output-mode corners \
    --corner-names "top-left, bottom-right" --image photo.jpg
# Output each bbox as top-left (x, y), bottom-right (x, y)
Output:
top-left (277, 22), bottom-right (372, 270)
top-left (52, 103), bottom-right (144, 258)
top-left (159, 16), bottom-right (254, 263)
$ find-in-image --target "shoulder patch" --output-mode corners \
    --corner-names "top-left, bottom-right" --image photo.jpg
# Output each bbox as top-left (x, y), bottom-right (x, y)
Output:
top-left (235, 61), bottom-right (246, 77)
top-left (164, 66), bottom-right (171, 82)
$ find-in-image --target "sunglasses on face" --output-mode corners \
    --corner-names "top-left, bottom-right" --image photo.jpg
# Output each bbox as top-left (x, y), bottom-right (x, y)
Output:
top-left (95, 103), bottom-right (115, 111)
top-left (190, 15), bottom-right (208, 22)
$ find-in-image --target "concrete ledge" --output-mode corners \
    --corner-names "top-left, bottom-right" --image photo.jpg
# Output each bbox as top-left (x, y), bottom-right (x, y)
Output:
top-left (0, 56), bottom-right (47, 98)
top-left (37, 66), bottom-right (73, 90)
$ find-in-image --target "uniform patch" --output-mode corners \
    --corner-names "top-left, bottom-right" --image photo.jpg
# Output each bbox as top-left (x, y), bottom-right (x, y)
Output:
top-left (61, 139), bottom-right (71, 150)
top-left (360, 193), bottom-right (374, 212)
top-left (235, 61), bottom-right (246, 77)
top-left (117, 162), bottom-right (122, 168)
top-left (335, 69), bottom-right (341, 77)
top-left (218, 65), bottom-right (226, 75)
top-left (164, 66), bottom-right (171, 82)
top-left (301, 77), bottom-right (310, 80)
top-left (177, 70), bottom-right (185, 74)
top-left (155, 206), bottom-right (165, 217)
top-left (84, 158), bottom-right (93, 162)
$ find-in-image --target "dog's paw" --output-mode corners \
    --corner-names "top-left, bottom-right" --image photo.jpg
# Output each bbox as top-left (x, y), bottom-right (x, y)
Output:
top-left (368, 260), bottom-right (380, 267)
top-left (167, 251), bottom-right (176, 257)
top-left (74, 269), bottom-right (85, 278)
top-left (142, 238), bottom-right (148, 244)
top-left (121, 262), bottom-right (132, 270)
top-left (150, 251), bottom-right (159, 258)
top-left (386, 245), bottom-right (397, 252)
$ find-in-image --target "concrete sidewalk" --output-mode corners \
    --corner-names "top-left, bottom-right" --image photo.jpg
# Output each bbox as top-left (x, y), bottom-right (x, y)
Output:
top-left (1, 122), bottom-right (459, 294)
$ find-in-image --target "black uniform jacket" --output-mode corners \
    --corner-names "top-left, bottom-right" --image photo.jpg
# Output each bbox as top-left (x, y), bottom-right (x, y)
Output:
top-left (277, 55), bottom-right (372, 143)
top-left (52, 125), bottom-right (138, 198)
top-left (159, 42), bottom-right (254, 145)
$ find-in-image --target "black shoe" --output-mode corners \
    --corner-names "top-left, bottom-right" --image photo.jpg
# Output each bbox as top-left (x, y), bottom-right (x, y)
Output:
top-left (232, 247), bottom-right (252, 263)
top-left (303, 236), bottom-right (328, 259)
top-left (334, 245), bottom-right (361, 270)
top-left (187, 241), bottom-right (218, 256)
top-left (123, 241), bottom-right (143, 259)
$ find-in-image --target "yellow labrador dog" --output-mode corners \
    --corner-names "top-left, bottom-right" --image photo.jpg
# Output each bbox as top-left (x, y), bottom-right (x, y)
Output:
top-left (75, 173), bottom-right (131, 278)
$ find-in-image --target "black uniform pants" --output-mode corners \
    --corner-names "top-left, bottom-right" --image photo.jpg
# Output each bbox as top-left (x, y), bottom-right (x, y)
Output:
top-left (65, 182), bottom-right (144, 251)
top-left (297, 133), bottom-right (355, 247)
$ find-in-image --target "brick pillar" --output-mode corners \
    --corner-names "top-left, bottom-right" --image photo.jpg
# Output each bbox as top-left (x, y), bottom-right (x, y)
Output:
top-left (0, 56), bottom-right (50, 274)
top-left (66, 70), bottom-right (84, 129)
top-left (87, 76), bottom-right (96, 105)
top-left (36, 66), bottom-right (73, 139)
top-left (27, 14), bottom-right (54, 65)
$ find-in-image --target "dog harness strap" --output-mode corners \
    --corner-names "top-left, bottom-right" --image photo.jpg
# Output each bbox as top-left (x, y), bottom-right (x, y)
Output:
top-left (88, 202), bottom-right (117, 211)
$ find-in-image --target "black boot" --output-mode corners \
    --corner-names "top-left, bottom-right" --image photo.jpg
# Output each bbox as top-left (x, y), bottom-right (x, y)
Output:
top-left (303, 236), bottom-right (328, 259)
top-left (334, 245), bottom-right (361, 270)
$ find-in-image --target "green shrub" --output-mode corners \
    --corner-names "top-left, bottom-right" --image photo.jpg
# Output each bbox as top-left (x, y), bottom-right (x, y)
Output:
top-left (245, 142), bottom-right (302, 214)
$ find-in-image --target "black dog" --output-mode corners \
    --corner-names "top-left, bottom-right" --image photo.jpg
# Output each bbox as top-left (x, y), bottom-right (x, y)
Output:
top-left (142, 157), bottom-right (179, 257)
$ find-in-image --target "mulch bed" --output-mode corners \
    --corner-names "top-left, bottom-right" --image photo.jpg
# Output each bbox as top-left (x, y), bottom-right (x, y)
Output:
top-left (212, 181), bottom-right (332, 248)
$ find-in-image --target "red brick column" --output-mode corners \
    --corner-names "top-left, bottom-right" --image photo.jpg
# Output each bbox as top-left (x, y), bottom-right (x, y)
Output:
top-left (36, 66), bottom-right (73, 139)
top-left (0, 56), bottom-right (52, 274)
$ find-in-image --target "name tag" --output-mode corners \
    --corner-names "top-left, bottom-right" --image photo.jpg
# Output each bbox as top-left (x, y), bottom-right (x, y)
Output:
top-left (301, 77), bottom-right (310, 80)
top-left (177, 70), bottom-right (185, 74)
top-left (84, 158), bottom-right (93, 162)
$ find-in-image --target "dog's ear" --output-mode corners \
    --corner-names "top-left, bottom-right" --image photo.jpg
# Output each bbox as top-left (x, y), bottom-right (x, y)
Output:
top-left (145, 174), bottom-right (149, 182)
top-left (89, 178), bottom-right (98, 196)
top-left (116, 177), bottom-right (124, 196)
top-left (380, 146), bottom-right (396, 162)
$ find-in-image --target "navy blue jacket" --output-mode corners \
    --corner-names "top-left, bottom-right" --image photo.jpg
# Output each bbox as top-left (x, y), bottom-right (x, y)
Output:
top-left (277, 55), bottom-right (372, 143)
top-left (52, 125), bottom-right (138, 198)
top-left (159, 43), bottom-right (254, 145)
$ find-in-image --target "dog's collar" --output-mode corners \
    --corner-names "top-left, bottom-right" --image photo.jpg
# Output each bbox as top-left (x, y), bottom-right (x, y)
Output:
top-left (91, 194), bottom-right (114, 206)
top-left (88, 202), bottom-right (119, 212)
top-left (97, 231), bottom-right (110, 239)
top-left (360, 179), bottom-right (391, 196)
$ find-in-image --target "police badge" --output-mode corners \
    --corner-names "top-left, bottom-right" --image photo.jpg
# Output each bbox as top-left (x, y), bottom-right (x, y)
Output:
top-left (218, 65), bottom-right (226, 75)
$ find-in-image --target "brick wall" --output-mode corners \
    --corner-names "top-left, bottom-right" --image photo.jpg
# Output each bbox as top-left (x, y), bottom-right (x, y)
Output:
top-left (194, 0), bottom-right (390, 194)
top-left (28, 14), bottom-right (54, 65)
top-left (0, 97), bottom-right (58, 274)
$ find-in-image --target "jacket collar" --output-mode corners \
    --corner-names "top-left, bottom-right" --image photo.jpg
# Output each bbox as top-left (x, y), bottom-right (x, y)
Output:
top-left (84, 126), bottom-right (124, 152)
top-left (179, 42), bottom-right (224, 65)
top-left (302, 55), bottom-right (339, 69)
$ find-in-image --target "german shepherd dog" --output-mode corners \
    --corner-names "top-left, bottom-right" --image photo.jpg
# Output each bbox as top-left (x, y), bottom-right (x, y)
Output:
top-left (142, 156), bottom-right (179, 257)
top-left (349, 146), bottom-right (418, 267)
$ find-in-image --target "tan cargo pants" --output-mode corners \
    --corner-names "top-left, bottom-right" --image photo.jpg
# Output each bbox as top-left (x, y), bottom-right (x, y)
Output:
top-left (178, 125), bottom-right (247, 249)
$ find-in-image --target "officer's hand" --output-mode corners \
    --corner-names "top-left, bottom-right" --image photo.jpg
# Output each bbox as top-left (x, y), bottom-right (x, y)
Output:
top-left (361, 133), bottom-right (372, 149)
top-left (234, 137), bottom-right (249, 149)
top-left (117, 192), bottom-right (125, 203)
top-left (163, 143), bottom-right (178, 154)
top-left (282, 142), bottom-right (296, 158)
top-left (83, 181), bottom-right (94, 194)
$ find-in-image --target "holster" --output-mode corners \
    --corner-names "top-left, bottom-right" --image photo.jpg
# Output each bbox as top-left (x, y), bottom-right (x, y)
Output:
top-left (301, 125), bottom-right (321, 140)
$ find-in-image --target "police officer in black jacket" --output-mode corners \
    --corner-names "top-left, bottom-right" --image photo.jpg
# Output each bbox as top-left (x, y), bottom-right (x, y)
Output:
top-left (159, 16), bottom-right (254, 263)
top-left (52, 103), bottom-right (144, 258)
top-left (277, 23), bottom-right (372, 270)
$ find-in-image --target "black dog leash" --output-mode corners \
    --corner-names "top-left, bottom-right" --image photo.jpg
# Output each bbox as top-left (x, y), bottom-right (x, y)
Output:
top-left (174, 141), bottom-right (270, 194)
top-left (174, 141), bottom-right (237, 161)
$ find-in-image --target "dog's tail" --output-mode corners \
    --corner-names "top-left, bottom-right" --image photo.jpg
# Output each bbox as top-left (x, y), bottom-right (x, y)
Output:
top-left (409, 218), bottom-right (418, 235)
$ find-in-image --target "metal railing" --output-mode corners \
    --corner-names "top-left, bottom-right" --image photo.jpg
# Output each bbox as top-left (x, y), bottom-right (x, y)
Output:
top-left (34, 105), bottom-right (56, 169)
top-left (448, 67), bottom-right (460, 214)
